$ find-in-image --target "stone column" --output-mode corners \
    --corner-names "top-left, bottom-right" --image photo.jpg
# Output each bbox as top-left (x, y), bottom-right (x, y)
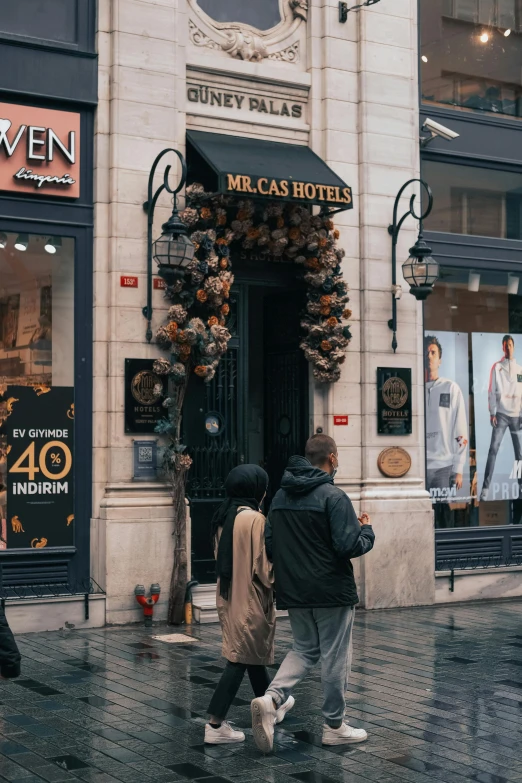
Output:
top-left (356, 0), bottom-right (435, 607)
top-left (93, 0), bottom-right (188, 624)
top-left (308, 1), bottom-right (362, 489)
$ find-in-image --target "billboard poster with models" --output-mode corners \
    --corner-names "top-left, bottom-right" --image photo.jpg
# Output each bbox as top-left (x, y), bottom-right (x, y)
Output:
top-left (472, 332), bottom-right (522, 501)
top-left (424, 331), bottom-right (469, 504)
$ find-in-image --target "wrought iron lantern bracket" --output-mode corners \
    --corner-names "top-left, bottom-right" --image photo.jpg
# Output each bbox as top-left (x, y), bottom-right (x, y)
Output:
top-left (387, 178), bottom-right (435, 353)
top-left (142, 148), bottom-right (188, 343)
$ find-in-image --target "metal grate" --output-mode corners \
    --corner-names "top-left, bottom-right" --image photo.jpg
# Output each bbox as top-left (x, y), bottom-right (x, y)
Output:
top-left (436, 530), bottom-right (522, 571)
top-left (1, 560), bottom-right (69, 588)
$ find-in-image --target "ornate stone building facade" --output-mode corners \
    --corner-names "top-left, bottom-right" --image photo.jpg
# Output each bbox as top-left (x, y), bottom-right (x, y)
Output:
top-left (88, 0), bottom-right (435, 627)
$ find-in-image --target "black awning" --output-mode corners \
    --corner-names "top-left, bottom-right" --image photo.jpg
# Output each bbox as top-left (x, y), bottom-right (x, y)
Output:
top-left (187, 130), bottom-right (353, 211)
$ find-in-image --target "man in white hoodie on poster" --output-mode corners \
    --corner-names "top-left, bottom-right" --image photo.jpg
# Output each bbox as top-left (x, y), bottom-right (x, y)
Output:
top-left (481, 334), bottom-right (522, 500)
top-left (425, 336), bottom-right (468, 509)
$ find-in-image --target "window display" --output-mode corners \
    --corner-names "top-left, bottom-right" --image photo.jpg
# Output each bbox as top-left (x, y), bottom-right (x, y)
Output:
top-left (424, 267), bottom-right (522, 527)
top-left (0, 231), bottom-right (74, 549)
top-left (422, 160), bottom-right (522, 240)
top-left (421, 0), bottom-right (522, 119)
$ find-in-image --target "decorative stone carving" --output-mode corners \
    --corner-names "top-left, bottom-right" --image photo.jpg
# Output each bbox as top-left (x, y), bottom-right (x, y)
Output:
top-left (289, 0), bottom-right (308, 21)
top-left (189, 20), bottom-right (221, 50)
top-left (222, 30), bottom-right (267, 62)
top-left (188, 0), bottom-right (306, 64)
top-left (268, 41), bottom-right (300, 63)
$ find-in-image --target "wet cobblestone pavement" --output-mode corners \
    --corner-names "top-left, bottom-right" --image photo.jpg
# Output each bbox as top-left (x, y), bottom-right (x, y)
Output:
top-left (2, 600), bottom-right (522, 783)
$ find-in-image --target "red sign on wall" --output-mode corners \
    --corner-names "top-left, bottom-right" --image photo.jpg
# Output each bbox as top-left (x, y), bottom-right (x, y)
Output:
top-left (334, 415), bottom-right (348, 426)
top-left (153, 277), bottom-right (166, 290)
top-left (120, 276), bottom-right (138, 288)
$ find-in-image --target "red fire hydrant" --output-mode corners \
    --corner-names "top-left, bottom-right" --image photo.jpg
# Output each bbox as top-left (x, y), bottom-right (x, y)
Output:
top-left (134, 583), bottom-right (161, 627)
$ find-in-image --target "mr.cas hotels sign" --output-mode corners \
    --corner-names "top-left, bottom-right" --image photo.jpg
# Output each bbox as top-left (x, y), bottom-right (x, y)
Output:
top-left (224, 173), bottom-right (352, 209)
top-left (0, 102), bottom-right (80, 198)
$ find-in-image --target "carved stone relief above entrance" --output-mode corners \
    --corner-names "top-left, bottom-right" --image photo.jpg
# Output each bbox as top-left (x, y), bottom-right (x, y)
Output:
top-left (188, 0), bottom-right (307, 64)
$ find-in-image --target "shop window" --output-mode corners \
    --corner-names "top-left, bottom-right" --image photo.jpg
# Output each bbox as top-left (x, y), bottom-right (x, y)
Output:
top-left (0, 231), bottom-right (74, 551)
top-left (421, 0), bottom-right (522, 119)
top-left (424, 267), bottom-right (522, 531)
top-left (0, 0), bottom-right (80, 45)
top-left (196, 0), bottom-right (282, 29)
top-left (422, 160), bottom-right (522, 239)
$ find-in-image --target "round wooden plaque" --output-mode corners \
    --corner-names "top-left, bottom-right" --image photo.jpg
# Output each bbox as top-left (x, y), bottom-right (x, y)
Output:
top-left (377, 447), bottom-right (411, 478)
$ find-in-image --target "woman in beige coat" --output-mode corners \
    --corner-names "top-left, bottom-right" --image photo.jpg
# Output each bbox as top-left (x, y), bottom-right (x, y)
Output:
top-left (205, 464), bottom-right (294, 744)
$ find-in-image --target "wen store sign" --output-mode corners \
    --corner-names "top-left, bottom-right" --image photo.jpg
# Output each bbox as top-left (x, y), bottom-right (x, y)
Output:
top-left (0, 102), bottom-right (80, 198)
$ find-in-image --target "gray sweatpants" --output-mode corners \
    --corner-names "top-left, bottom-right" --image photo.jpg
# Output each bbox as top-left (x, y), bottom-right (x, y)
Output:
top-left (267, 606), bottom-right (354, 727)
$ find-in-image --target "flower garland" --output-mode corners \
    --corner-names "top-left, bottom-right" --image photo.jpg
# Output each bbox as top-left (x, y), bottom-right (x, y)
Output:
top-left (153, 184), bottom-right (351, 623)
top-left (161, 183), bottom-right (351, 384)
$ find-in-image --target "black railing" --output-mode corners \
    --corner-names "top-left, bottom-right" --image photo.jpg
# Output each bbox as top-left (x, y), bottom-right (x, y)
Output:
top-left (0, 577), bottom-right (105, 620)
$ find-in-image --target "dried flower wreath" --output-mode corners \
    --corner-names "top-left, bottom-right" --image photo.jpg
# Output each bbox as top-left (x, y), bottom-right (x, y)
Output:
top-left (155, 182), bottom-right (352, 385)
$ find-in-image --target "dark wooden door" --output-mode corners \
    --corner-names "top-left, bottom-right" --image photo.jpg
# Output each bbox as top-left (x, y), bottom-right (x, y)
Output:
top-left (263, 292), bottom-right (309, 505)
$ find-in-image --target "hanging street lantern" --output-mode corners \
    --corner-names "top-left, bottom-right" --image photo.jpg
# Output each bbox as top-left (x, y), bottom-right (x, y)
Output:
top-left (143, 148), bottom-right (195, 342)
top-left (388, 178), bottom-right (438, 352)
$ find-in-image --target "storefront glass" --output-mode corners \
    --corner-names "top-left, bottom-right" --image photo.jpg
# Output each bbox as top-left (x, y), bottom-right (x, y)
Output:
top-left (424, 266), bottom-right (522, 528)
top-left (423, 160), bottom-right (522, 239)
top-left (421, 0), bottom-right (522, 119)
top-left (0, 231), bottom-right (74, 550)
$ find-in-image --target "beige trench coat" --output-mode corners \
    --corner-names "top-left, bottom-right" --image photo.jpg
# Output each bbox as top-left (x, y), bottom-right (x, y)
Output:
top-left (216, 507), bottom-right (275, 666)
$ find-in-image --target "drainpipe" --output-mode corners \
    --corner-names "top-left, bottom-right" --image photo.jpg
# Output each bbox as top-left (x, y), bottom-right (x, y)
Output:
top-left (134, 583), bottom-right (161, 627)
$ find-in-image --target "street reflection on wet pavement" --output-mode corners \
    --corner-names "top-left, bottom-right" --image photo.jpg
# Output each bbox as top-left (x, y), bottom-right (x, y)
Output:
top-left (1, 600), bottom-right (522, 782)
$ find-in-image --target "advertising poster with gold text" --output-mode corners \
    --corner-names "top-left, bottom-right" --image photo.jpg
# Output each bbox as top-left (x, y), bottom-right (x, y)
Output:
top-left (5, 385), bottom-right (74, 549)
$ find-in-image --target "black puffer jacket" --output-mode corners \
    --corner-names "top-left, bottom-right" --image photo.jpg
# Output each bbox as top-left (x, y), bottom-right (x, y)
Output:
top-left (0, 605), bottom-right (21, 678)
top-left (265, 456), bottom-right (375, 609)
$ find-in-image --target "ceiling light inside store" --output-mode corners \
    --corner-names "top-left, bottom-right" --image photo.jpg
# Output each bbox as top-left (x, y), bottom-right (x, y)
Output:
top-left (508, 274), bottom-right (520, 295)
top-left (44, 236), bottom-right (62, 254)
top-left (504, 28), bottom-right (511, 36)
top-left (480, 32), bottom-right (489, 42)
top-left (468, 272), bottom-right (481, 292)
top-left (14, 234), bottom-right (28, 251)
top-left (450, 305), bottom-right (458, 309)
top-left (421, 55), bottom-right (428, 62)
top-left (0, 232), bottom-right (7, 249)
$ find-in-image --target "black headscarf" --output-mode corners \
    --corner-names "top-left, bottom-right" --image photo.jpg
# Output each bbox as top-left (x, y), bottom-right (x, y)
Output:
top-left (211, 464), bottom-right (269, 600)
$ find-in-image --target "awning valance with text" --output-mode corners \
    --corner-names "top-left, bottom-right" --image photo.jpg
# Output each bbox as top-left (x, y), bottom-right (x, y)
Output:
top-left (186, 130), bottom-right (353, 212)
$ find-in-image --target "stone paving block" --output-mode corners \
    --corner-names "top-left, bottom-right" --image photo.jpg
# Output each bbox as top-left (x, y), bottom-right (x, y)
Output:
top-left (2, 602), bottom-right (522, 783)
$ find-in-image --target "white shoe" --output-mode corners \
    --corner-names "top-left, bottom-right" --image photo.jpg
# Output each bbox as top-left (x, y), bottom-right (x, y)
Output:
top-left (204, 721), bottom-right (245, 744)
top-left (275, 695), bottom-right (295, 724)
top-left (251, 694), bottom-right (276, 753)
top-left (322, 722), bottom-right (368, 745)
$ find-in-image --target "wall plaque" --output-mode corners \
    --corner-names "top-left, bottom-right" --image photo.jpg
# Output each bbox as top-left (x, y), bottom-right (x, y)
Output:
top-left (377, 447), bottom-right (412, 478)
top-left (124, 359), bottom-right (166, 434)
top-left (377, 367), bottom-right (412, 435)
top-left (133, 440), bottom-right (158, 481)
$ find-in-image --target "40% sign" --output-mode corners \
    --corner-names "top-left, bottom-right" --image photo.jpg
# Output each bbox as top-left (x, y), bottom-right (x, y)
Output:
top-left (9, 440), bottom-right (72, 481)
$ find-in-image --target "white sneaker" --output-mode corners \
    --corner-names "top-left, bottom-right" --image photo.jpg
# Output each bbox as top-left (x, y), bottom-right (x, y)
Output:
top-left (251, 694), bottom-right (276, 753)
top-left (275, 695), bottom-right (295, 725)
top-left (204, 721), bottom-right (245, 744)
top-left (322, 722), bottom-right (368, 745)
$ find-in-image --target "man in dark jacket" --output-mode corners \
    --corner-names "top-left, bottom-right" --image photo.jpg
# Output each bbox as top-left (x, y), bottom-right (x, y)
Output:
top-left (251, 434), bottom-right (374, 753)
top-left (0, 604), bottom-right (21, 679)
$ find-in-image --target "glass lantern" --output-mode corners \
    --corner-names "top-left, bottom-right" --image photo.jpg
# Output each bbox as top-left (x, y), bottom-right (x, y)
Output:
top-left (153, 209), bottom-right (195, 281)
top-left (402, 236), bottom-right (439, 300)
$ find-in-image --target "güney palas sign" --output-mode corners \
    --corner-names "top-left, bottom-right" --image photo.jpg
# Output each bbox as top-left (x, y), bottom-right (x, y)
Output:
top-left (0, 102), bottom-right (80, 198)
